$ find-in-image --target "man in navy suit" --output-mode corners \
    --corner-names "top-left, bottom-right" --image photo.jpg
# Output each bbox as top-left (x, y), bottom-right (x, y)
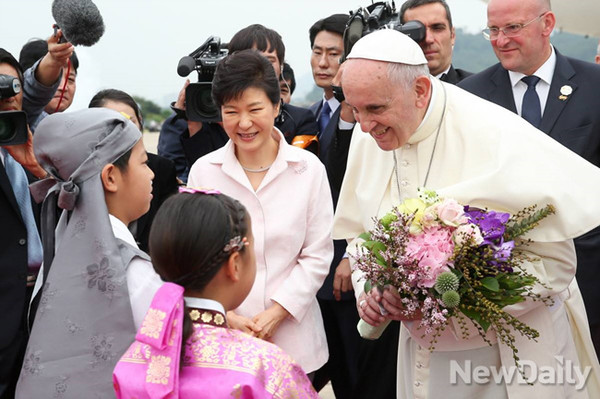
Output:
top-left (400, 0), bottom-right (471, 84)
top-left (459, 0), bottom-right (600, 355)
top-left (308, 14), bottom-right (364, 398)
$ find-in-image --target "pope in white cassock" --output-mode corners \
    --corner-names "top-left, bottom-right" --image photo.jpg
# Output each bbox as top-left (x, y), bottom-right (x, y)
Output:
top-left (333, 29), bottom-right (600, 399)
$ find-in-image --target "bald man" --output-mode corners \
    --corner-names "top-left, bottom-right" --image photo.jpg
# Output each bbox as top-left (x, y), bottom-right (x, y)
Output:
top-left (460, 0), bottom-right (600, 357)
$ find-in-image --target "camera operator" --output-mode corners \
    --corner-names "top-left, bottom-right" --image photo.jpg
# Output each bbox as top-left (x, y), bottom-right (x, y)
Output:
top-left (400, 0), bottom-right (471, 83)
top-left (172, 24), bottom-right (318, 169)
top-left (19, 33), bottom-right (78, 131)
top-left (0, 48), bottom-right (47, 399)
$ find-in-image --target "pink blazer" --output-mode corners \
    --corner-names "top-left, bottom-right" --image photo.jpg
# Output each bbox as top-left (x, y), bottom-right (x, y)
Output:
top-left (188, 130), bottom-right (333, 372)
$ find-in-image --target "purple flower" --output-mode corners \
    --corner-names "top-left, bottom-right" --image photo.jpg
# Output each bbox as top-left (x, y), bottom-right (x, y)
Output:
top-left (464, 207), bottom-right (510, 245)
top-left (494, 240), bottom-right (514, 262)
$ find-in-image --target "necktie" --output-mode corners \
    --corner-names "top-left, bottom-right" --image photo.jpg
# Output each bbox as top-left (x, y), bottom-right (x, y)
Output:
top-left (319, 101), bottom-right (331, 135)
top-left (521, 75), bottom-right (542, 129)
top-left (2, 148), bottom-right (43, 272)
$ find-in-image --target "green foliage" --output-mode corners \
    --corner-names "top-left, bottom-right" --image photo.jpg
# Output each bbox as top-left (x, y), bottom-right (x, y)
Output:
top-left (504, 205), bottom-right (555, 241)
top-left (480, 276), bottom-right (500, 292)
top-left (132, 95), bottom-right (170, 126)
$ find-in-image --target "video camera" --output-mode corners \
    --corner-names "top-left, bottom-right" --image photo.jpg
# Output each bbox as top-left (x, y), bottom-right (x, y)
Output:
top-left (332, 1), bottom-right (427, 102)
top-left (0, 74), bottom-right (27, 146)
top-left (177, 36), bottom-right (228, 122)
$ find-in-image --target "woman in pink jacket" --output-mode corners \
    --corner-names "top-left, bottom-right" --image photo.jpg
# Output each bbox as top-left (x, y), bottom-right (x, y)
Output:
top-left (187, 49), bottom-right (333, 375)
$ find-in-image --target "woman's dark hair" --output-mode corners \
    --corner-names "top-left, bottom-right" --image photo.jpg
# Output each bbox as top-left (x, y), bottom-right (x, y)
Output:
top-left (212, 49), bottom-right (280, 107)
top-left (149, 192), bottom-right (249, 346)
top-left (228, 24), bottom-right (285, 65)
top-left (88, 88), bottom-right (144, 129)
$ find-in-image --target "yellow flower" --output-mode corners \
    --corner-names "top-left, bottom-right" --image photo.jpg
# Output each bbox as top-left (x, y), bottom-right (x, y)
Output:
top-left (398, 198), bottom-right (427, 233)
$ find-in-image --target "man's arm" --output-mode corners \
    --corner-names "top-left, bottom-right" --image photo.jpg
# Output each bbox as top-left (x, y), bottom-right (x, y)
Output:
top-left (34, 30), bottom-right (73, 87)
top-left (22, 32), bottom-right (73, 128)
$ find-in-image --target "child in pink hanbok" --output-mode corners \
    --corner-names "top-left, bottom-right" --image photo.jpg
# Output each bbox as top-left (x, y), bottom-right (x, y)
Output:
top-left (113, 188), bottom-right (318, 398)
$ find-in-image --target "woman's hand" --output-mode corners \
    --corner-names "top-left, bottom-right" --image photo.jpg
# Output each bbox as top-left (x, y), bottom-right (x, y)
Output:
top-left (226, 311), bottom-right (262, 337)
top-left (252, 302), bottom-right (290, 341)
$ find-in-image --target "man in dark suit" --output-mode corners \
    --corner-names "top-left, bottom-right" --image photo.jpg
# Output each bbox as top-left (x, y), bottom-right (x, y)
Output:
top-left (459, 0), bottom-right (600, 355)
top-left (400, 0), bottom-right (471, 84)
top-left (308, 13), bottom-right (363, 398)
top-left (0, 49), bottom-right (46, 399)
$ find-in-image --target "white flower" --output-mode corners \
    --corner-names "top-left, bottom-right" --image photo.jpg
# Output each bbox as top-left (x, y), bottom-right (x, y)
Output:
top-left (454, 223), bottom-right (484, 246)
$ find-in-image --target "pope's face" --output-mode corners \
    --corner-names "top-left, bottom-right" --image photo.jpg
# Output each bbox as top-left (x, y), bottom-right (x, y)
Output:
top-left (342, 59), bottom-right (430, 151)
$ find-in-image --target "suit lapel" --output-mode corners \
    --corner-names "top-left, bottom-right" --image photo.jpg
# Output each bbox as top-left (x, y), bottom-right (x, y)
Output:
top-left (441, 66), bottom-right (459, 84)
top-left (489, 66), bottom-right (518, 113)
top-left (539, 52), bottom-right (576, 136)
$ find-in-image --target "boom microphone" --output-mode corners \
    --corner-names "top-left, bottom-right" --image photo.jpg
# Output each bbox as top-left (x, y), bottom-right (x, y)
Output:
top-left (52, 0), bottom-right (105, 46)
top-left (177, 56), bottom-right (196, 77)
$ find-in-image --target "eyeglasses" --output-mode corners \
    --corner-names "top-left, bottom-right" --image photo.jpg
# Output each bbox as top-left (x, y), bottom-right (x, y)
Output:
top-left (482, 12), bottom-right (548, 40)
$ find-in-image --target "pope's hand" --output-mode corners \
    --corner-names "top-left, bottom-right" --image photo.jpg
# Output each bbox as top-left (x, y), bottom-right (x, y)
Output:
top-left (357, 290), bottom-right (386, 326)
top-left (380, 286), bottom-right (422, 322)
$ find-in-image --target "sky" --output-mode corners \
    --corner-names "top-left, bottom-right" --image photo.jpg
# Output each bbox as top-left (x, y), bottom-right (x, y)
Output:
top-left (4, 0), bottom-right (488, 110)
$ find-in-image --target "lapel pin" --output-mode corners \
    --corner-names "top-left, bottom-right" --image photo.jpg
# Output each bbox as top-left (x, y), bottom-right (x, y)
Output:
top-left (559, 85), bottom-right (573, 101)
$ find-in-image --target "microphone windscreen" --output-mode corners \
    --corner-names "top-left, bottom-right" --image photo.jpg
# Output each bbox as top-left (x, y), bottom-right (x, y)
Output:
top-left (52, 0), bottom-right (105, 46)
top-left (177, 56), bottom-right (196, 77)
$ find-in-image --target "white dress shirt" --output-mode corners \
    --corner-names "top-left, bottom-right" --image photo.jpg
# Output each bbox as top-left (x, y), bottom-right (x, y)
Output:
top-left (110, 214), bottom-right (164, 330)
top-left (508, 46), bottom-right (556, 118)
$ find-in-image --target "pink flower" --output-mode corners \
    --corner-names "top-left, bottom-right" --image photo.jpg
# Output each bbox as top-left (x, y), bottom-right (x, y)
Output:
top-left (436, 198), bottom-right (468, 227)
top-left (405, 226), bottom-right (455, 288)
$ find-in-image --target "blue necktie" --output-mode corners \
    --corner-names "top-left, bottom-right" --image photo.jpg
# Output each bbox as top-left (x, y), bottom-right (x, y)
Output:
top-left (2, 148), bottom-right (43, 272)
top-left (319, 101), bottom-right (331, 135)
top-left (521, 75), bottom-right (542, 129)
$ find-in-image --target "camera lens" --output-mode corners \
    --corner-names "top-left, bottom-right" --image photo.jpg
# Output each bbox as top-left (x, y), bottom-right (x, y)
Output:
top-left (0, 111), bottom-right (28, 146)
top-left (185, 82), bottom-right (220, 122)
top-left (192, 85), bottom-right (218, 118)
top-left (0, 118), bottom-right (16, 141)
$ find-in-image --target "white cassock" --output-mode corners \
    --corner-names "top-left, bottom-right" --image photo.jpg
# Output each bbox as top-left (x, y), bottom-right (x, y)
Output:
top-left (333, 77), bottom-right (600, 399)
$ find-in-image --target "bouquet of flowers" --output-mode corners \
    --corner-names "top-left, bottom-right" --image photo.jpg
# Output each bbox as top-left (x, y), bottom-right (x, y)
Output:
top-left (354, 189), bottom-right (555, 367)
